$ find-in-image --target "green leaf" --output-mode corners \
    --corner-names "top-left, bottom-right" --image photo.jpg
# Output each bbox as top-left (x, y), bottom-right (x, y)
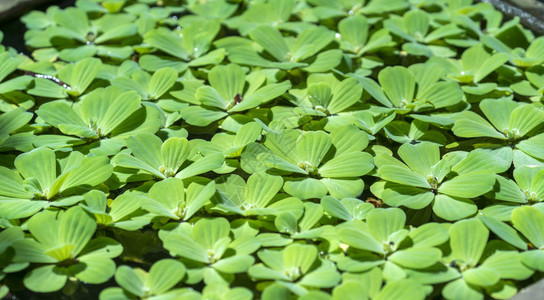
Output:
top-left (115, 266), bottom-right (145, 297)
top-left (327, 78), bottom-right (362, 114)
top-left (296, 131), bottom-right (331, 168)
top-left (184, 181), bottom-right (216, 220)
top-left (148, 259), bottom-right (186, 294)
top-left (283, 178), bottom-right (328, 200)
top-left (449, 218), bottom-right (489, 267)
top-left (59, 156), bottom-right (113, 193)
top-left (70, 57), bottom-right (102, 96)
top-left (338, 15), bottom-right (369, 52)
top-left (508, 104), bottom-right (544, 138)
top-left (194, 217), bottom-right (230, 251)
top-left (75, 254), bottom-right (116, 284)
top-left (144, 28), bottom-right (188, 60)
top-left (382, 185), bottom-right (434, 209)
top-left (147, 178), bottom-right (184, 214)
top-left (275, 212), bottom-right (298, 234)
top-left (299, 266), bottom-right (341, 288)
top-left (474, 53), bottom-right (509, 83)
top-left (438, 173), bottom-right (495, 198)
top-left (196, 86), bottom-right (227, 110)
top-left (367, 208), bottom-right (405, 243)
top-left (463, 267), bottom-right (499, 287)
top-left (321, 196), bottom-right (352, 221)
top-left (148, 67), bottom-right (178, 100)
top-left (481, 251), bottom-right (533, 280)
top-left (378, 165), bottom-right (431, 189)
top-left (14, 147), bottom-right (56, 192)
top-left (283, 243), bottom-right (317, 275)
top-left (232, 81), bottom-right (290, 112)
top-left (512, 206), bottom-right (544, 249)
top-left (517, 133), bottom-right (544, 160)
top-left (175, 153), bottom-right (224, 179)
top-left (246, 172), bottom-right (283, 208)
top-left (337, 223), bottom-right (384, 254)
top-left (398, 142), bottom-right (440, 177)
top-left (442, 278), bottom-right (482, 300)
top-left (24, 265), bottom-right (67, 293)
top-left (480, 215), bottom-right (527, 250)
top-left (59, 206), bottom-right (97, 257)
top-left (433, 194), bottom-right (477, 221)
top-left (303, 49), bottom-right (342, 73)
top-left (389, 248), bottom-right (441, 269)
top-left (409, 223), bottom-right (449, 248)
top-left (378, 66), bottom-right (415, 107)
top-left (208, 64), bottom-right (246, 104)
top-left (249, 26), bottom-right (289, 62)
top-left (164, 233), bottom-right (208, 263)
top-left (99, 91), bottom-right (141, 136)
top-left (234, 122), bottom-right (262, 147)
top-left (452, 112), bottom-right (504, 139)
top-left (161, 137), bottom-right (190, 176)
top-left (53, 7), bottom-right (88, 36)
top-left (479, 98), bottom-right (518, 134)
top-left (374, 279), bottom-right (425, 300)
top-left (291, 26), bottom-right (335, 62)
top-left (213, 255), bottom-right (254, 273)
top-left (0, 167), bottom-right (33, 199)
top-left (521, 250), bottom-right (544, 272)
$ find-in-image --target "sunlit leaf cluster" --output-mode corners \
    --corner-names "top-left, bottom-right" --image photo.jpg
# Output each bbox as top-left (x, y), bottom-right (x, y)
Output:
top-left (1, 0), bottom-right (544, 299)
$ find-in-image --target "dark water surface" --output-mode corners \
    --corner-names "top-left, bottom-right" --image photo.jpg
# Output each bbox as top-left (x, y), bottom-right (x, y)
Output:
top-left (0, 0), bottom-right (75, 54)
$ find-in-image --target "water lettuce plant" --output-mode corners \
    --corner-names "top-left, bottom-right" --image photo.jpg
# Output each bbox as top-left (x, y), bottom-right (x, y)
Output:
top-left (2, 0), bottom-right (544, 299)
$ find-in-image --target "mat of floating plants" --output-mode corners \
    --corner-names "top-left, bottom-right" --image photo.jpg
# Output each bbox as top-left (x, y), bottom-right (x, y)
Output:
top-left (1, 0), bottom-right (544, 299)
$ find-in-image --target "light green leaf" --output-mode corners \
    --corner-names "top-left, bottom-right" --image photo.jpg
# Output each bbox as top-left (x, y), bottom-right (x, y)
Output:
top-left (148, 67), bottom-right (178, 100)
top-left (438, 173), bottom-right (495, 198)
top-left (144, 28), bottom-right (188, 60)
top-left (24, 265), bottom-right (67, 293)
top-left (70, 57), bottom-right (102, 96)
top-left (59, 206), bottom-right (96, 257)
top-left (463, 267), bottom-right (499, 287)
top-left (378, 66), bottom-right (415, 107)
top-left (148, 259), bottom-right (186, 294)
top-left (398, 142), bottom-right (439, 177)
top-left (75, 255), bottom-right (116, 284)
top-left (213, 255), bottom-right (254, 273)
top-left (249, 26), bottom-right (289, 62)
top-left (14, 147), bottom-right (56, 192)
top-left (184, 181), bottom-right (216, 220)
top-left (409, 223), bottom-right (449, 248)
top-left (175, 153), bottom-right (224, 179)
top-left (208, 64), bottom-right (246, 104)
top-left (115, 266), bottom-right (145, 297)
top-left (164, 233), bottom-right (208, 263)
top-left (246, 172), bottom-right (283, 208)
top-left (433, 194), bottom-right (477, 221)
top-left (283, 178), bottom-right (328, 200)
top-left (367, 207), bottom-right (405, 243)
top-left (374, 279), bottom-right (425, 300)
top-left (442, 278), bottom-right (482, 300)
top-left (99, 91), bottom-right (141, 136)
top-left (283, 243), bottom-right (317, 275)
top-left (161, 137), bottom-right (190, 176)
top-left (480, 215), bottom-right (527, 250)
top-left (389, 247), bottom-right (442, 269)
top-left (337, 223), bottom-right (384, 254)
top-left (378, 165), bottom-right (431, 189)
top-left (512, 206), bottom-right (544, 249)
top-left (449, 218), bottom-right (489, 267)
top-left (327, 78), bottom-right (362, 114)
